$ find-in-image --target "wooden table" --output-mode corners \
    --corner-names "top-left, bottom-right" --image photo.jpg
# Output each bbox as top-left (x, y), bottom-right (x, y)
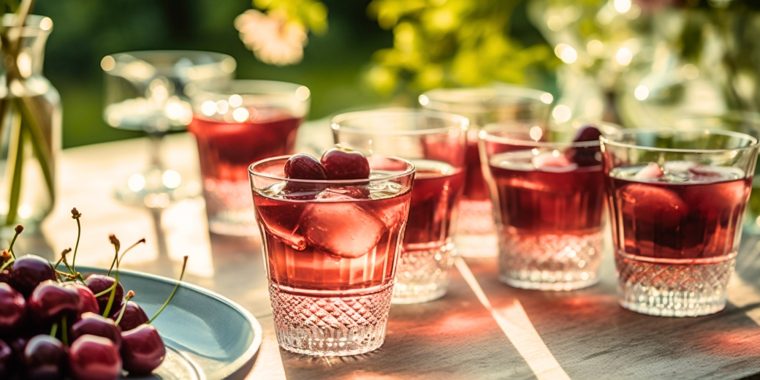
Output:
top-left (22, 125), bottom-right (760, 379)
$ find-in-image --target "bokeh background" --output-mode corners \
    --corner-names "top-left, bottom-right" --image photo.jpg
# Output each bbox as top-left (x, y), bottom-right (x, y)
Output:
top-left (36, 0), bottom-right (552, 148)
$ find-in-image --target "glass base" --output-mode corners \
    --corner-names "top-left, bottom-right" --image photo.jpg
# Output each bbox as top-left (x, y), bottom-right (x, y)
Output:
top-left (203, 178), bottom-right (257, 236)
top-left (615, 250), bottom-right (735, 317)
top-left (269, 283), bottom-right (393, 356)
top-left (498, 229), bottom-right (602, 291)
top-left (114, 168), bottom-right (194, 209)
top-left (392, 242), bottom-right (454, 304)
top-left (455, 199), bottom-right (497, 258)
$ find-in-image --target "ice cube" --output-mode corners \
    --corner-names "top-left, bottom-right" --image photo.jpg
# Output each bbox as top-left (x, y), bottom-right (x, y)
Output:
top-left (633, 162), bottom-right (664, 181)
top-left (620, 183), bottom-right (688, 228)
top-left (532, 151), bottom-right (577, 172)
top-left (316, 186), bottom-right (370, 200)
top-left (255, 204), bottom-right (307, 251)
top-left (300, 202), bottom-right (386, 259)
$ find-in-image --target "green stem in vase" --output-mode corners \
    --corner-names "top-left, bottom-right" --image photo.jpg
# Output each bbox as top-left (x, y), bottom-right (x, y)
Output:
top-left (15, 97), bottom-right (55, 207)
top-left (5, 108), bottom-right (23, 226)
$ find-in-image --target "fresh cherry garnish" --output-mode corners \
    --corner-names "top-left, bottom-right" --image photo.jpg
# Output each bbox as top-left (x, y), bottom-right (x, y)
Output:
top-left (10, 254), bottom-right (56, 296)
top-left (320, 147), bottom-right (370, 180)
top-left (565, 125), bottom-right (602, 167)
top-left (28, 280), bottom-right (81, 322)
top-left (23, 335), bottom-right (66, 379)
top-left (285, 153), bottom-right (327, 180)
top-left (120, 324), bottom-right (166, 375)
top-left (0, 339), bottom-right (12, 378)
top-left (112, 301), bottom-right (149, 332)
top-left (85, 274), bottom-right (124, 314)
top-left (0, 282), bottom-right (25, 333)
top-left (69, 334), bottom-right (122, 380)
top-left (62, 282), bottom-right (100, 316)
top-left (71, 312), bottom-right (122, 348)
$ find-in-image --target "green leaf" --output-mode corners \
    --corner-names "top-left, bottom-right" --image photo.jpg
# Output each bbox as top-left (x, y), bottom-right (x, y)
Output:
top-left (4, 108), bottom-right (23, 226)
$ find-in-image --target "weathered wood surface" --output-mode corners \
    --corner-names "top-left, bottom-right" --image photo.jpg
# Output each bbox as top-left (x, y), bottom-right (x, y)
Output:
top-left (25, 131), bottom-right (760, 380)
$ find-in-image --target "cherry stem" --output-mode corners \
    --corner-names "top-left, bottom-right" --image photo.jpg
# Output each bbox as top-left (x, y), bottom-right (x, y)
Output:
top-left (49, 322), bottom-right (58, 338)
top-left (106, 235), bottom-right (120, 275)
top-left (71, 208), bottom-right (82, 269)
top-left (60, 315), bottom-right (68, 346)
top-left (149, 255), bottom-right (188, 324)
top-left (0, 257), bottom-right (14, 272)
top-left (101, 270), bottom-right (120, 317)
top-left (7, 224), bottom-right (23, 259)
top-left (118, 238), bottom-right (145, 265)
top-left (114, 290), bottom-right (135, 326)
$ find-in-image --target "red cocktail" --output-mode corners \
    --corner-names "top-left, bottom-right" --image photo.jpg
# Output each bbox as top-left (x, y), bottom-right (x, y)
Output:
top-left (249, 151), bottom-right (414, 356)
top-left (602, 129), bottom-right (759, 317)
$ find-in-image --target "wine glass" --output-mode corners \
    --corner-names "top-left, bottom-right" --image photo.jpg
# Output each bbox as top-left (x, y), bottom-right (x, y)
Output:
top-left (101, 50), bottom-right (236, 208)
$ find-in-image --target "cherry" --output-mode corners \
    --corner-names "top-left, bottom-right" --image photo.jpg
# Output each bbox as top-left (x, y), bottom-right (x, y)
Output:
top-left (565, 125), bottom-right (602, 167)
top-left (0, 269), bottom-right (10, 284)
top-left (69, 335), bottom-right (122, 380)
top-left (84, 274), bottom-right (124, 314)
top-left (320, 147), bottom-right (370, 180)
top-left (0, 282), bottom-right (25, 333)
top-left (285, 153), bottom-right (327, 180)
top-left (0, 339), bottom-right (12, 378)
top-left (28, 280), bottom-right (81, 322)
top-left (23, 335), bottom-right (66, 379)
top-left (62, 282), bottom-right (100, 316)
top-left (71, 313), bottom-right (122, 348)
top-left (10, 254), bottom-right (56, 296)
top-left (112, 301), bottom-right (148, 332)
top-left (120, 324), bottom-right (166, 375)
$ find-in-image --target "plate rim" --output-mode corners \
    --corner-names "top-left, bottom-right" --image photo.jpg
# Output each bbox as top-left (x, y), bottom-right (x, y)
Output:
top-left (79, 265), bottom-right (263, 379)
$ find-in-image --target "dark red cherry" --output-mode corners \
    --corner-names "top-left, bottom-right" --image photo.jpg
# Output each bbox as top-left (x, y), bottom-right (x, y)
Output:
top-left (62, 282), bottom-right (100, 316)
top-left (71, 312), bottom-right (122, 348)
top-left (0, 269), bottom-right (10, 284)
top-left (285, 153), bottom-right (327, 180)
top-left (28, 280), bottom-right (80, 322)
top-left (0, 339), bottom-right (12, 378)
top-left (120, 324), bottom-right (166, 375)
top-left (113, 301), bottom-right (149, 332)
top-left (320, 148), bottom-right (370, 180)
top-left (23, 335), bottom-right (66, 379)
top-left (85, 274), bottom-right (124, 314)
top-left (565, 125), bottom-right (602, 167)
top-left (0, 282), bottom-right (25, 333)
top-left (69, 335), bottom-right (122, 380)
top-left (10, 254), bottom-right (55, 296)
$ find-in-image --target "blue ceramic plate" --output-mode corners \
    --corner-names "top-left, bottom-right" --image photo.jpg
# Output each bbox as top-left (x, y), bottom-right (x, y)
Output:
top-left (81, 266), bottom-right (262, 380)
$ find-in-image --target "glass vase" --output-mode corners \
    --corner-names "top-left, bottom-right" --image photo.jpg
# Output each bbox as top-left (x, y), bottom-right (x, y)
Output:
top-left (0, 14), bottom-right (61, 234)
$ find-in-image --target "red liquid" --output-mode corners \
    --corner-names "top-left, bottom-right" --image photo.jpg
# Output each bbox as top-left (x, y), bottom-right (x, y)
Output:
top-left (608, 165), bottom-right (751, 259)
top-left (253, 184), bottom-right (411, 291)
top-left (488, 151), bottom-right (605, 235)
top-left (404, 160), bottom-right (465, 248)
top-left (188, 109), bottom-right (301, 182)
top-left (465, 136), bottom-right (488, 200)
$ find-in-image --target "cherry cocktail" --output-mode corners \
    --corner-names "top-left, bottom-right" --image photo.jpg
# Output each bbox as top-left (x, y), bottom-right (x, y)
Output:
top-left (602, 129), bottom-right (758, 317)
top-left (249, 150), bottom-right (414, 356)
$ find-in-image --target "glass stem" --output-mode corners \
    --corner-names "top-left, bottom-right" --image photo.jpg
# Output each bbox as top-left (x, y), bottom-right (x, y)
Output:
top-left (147, 132), bottom-right (165, 173)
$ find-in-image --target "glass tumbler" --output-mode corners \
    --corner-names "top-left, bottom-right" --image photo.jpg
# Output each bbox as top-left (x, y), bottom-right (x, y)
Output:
top-left (480, 124), bottom-right (611, 290)
top-left (601, 129), bottom-right (758, 316)
top-left (189, 80), bottom-right (310, 236)
top-left (331, 108), bottom-right (468, 303)
top-left (249, 155), bottom-right (415, 356)
top-left (420, 85), bottom-right (553, 257)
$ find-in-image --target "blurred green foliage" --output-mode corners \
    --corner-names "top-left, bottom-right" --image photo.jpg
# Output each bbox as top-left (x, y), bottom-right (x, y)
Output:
top-left (33, 0), bottom-right (551, 148)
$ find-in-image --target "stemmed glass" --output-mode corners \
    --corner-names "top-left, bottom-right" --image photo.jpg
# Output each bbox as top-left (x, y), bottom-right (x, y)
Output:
top-left (101, 50), bottom-right (236, 208)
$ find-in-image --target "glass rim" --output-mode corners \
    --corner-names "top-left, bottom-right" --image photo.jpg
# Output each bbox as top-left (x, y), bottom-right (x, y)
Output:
top-left (100, 50), bottom-right (237, 77)
top-left (248, 154), bottom-right (416, 185)
top-left (478, 123), bottom-right (618, 149)
top-left (600, 128), bottom-right (759, 154)
top-left (419, 85), bottom-right (554, 109)
top-left (188, 79), bottom-right (310, 98)
top-left (330, 107), bottom-right (469, 136)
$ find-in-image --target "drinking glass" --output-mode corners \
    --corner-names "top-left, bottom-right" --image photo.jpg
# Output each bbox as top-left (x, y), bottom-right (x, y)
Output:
top-left (249, 154), bottom-right (415, 356)
top-left (189, 80), bottom-right (310, 236)
top-left (101, 50), bottom-right (236, 208)
top-left (419, 86), bottom-right (553, 257)
top-left (601, 129), bottom-right (759, 316)
top-left (331, 108), bottom-right (468, 303)
top-left (480, 123), bottom-right (612, 290)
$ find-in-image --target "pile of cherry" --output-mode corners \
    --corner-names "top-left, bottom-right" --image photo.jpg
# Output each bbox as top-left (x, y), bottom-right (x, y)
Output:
top-left (0, 209), bottom-right (185, 380)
